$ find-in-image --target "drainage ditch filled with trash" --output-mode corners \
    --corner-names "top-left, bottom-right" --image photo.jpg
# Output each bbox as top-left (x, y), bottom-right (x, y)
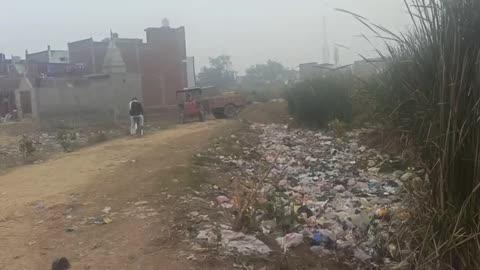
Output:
top-left (193, 123), bottom-right (416, 269)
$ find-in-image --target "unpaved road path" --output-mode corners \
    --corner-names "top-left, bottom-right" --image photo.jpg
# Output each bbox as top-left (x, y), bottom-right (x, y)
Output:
top-left (0, 121), bottom-right (229, 270)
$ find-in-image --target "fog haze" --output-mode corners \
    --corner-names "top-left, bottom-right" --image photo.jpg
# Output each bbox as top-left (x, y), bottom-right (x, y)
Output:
top-left (1, 0), bottom-right (410, 72)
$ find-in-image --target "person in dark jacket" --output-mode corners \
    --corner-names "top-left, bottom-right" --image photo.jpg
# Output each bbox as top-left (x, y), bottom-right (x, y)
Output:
top-left (129, 97), bottom-right (144, 135)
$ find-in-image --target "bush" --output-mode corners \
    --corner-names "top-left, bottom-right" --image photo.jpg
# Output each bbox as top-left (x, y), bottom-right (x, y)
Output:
top-left (56, 130), bottom-right (77, 152)
top-left (18, 135), bottom-right (36, 162)
top-left (286, 75), bottom-right (352, 127)
top-left (355, 0), bottom-right (480, 268)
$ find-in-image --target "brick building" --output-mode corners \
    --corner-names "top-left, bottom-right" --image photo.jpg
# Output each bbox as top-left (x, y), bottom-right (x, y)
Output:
top-left (68, 21), bottom-right (188, 108)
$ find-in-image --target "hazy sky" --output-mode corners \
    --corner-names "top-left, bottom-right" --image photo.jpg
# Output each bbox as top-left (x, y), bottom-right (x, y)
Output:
top-left (1, 0), bottom-right (410, 73)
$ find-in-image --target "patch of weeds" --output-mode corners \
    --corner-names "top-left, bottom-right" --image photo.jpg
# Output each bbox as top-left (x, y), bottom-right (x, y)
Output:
top-left (56, 129), bottom-right (78, 152)
top-left (264, 191), bottom-right (297, 233)
top-left (18, 135), bottom-right (36, 163)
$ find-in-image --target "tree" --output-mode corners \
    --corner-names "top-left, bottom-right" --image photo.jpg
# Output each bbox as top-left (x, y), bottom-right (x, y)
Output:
top-left (197, 55), bottom-right (237, 89)
top-left (242, 60), bottom-right (296, 89)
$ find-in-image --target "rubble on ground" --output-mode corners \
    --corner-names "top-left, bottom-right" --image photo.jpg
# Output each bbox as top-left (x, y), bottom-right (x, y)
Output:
top-left (194, 123), bottom-right (418, 268)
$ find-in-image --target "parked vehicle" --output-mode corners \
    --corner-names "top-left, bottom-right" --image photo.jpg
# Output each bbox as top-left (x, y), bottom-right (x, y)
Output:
top-left (176, 87), bottom-right (247, 123)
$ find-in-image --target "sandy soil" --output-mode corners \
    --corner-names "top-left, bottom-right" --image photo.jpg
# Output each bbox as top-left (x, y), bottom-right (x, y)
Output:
top-left (0, 121), bottom-right (229, 270)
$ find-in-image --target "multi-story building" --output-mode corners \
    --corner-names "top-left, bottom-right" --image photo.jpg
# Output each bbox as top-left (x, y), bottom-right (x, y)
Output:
top-left (68, 20), bottom-right (188, 108)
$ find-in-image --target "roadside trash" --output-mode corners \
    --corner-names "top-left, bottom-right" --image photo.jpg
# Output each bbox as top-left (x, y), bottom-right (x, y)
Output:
top-left (65, 226), bottom-right (78, 232)
top-left (134, 201), bottom-right (148, 206)
top-left (92, 216), bottom-right (112, 225)
top-left (312, 229), bottom-right (336, 249)
top-left (354, 248), bottom-right (372, 262)
top-left (261, 220), bottom-right (276, 234)
top-left (102, 206), bottom-right (111, 214)
top-left (221, 230), bottom-right (271, 256)
top-left (216, 195), bottom-right (230, 204)
top-left (196, 228), bottom-right (218, 246)
top-left (202, 123), bottom-right (406, 266)
top-left (216, 195), bottom-right (233, 208)
top-left (400, 172), bottom-right (414, 181)
top-left (374, 207), bottom-right (390, 220)
top-left (103, 216), bottom-right (112, 224)
top-left (297, 205), bottom-right (313, 218)
top-left (277, 233), bottom-right (304, 251)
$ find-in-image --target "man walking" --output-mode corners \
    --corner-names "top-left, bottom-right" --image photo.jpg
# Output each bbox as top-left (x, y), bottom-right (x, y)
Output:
top-left (129, 97), bottom-right (144, 135)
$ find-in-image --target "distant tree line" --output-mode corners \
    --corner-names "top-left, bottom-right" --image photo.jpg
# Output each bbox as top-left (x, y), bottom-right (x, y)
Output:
top-left (197, 55), bottom-right (296, 90)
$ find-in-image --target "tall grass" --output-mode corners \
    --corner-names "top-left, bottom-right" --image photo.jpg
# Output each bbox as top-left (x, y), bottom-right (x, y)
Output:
top-left (351, 0), bottom-right (480, 268)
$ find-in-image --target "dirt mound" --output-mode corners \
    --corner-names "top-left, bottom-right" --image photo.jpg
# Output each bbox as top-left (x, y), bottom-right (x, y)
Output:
top-left (240, 100), bottom-right (290, 124)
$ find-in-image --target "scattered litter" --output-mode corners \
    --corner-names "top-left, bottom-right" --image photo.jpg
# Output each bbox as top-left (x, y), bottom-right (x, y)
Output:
top-left (297, 205), bottom-right (313, 218)
top-left (196, 228), bottom-right (218, 246)
top-left (216, 195), bottom-right (230, 204)
top-left (400, 172), bottom-right (414, 181)
top-left (134, 201), bottom-right (148, 206)
top-left (221, 230), bottom-right (271, 256)
top-left (215, 195), bottom-right (233, 208)
top-left (312, 229), bottom-right (336, 249)
top-left (91, 216), bottom-right (112, 225)
top-left (201, 123), bottom-right (409, 266)
top-left (260, 220), bottom-right (276, 234)
top-left (354, 248), bottom-right (372, 262)
top-left (102, 206), bottom-right (111, 214)
top-left (65, 226), bottom-right (78, 232)
top-left (276, 233), bottom-right (304, 252)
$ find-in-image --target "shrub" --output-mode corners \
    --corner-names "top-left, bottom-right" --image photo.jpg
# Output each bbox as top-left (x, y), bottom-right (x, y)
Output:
top-left (18, 135), bottom-right (36, 162)
top-left (286, 75), bottom-right (353, 127)
top-left (351, 0), bottom-right (480, 268)
top-left (56, 130), bottom-right (77, 152)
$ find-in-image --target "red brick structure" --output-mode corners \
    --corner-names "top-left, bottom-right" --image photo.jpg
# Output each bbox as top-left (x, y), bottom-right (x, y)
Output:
top-left (141, 26), bottom-right (187, 107)
top-left (68, 24), bottom-right (188, 108)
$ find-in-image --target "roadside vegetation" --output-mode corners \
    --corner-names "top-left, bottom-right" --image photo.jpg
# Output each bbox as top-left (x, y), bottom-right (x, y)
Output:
top-left (372, 1), bottom-right (480, 268)
top-left (280, 0), bottom-right (480, 268)
top-left (182, 2), bottom-right (480, 267)
top-left (217, 0), bottom-right (480, 268)
top-left (286, 74), bottom-right (353, 127)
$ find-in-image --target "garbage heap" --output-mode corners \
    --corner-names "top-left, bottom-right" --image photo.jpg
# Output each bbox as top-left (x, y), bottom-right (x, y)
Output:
top-left (211, 123), bottom-right (416, 268)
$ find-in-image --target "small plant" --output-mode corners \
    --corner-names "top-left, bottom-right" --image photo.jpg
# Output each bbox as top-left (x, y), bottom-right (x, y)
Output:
top-left (56, 130), bottom-right (77, 152)
top-left (18, 135), bottom-right (36, 162)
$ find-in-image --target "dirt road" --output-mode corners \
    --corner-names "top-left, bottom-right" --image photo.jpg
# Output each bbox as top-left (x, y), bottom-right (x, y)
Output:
top-left (0, 121), bottom-right (229, 270)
